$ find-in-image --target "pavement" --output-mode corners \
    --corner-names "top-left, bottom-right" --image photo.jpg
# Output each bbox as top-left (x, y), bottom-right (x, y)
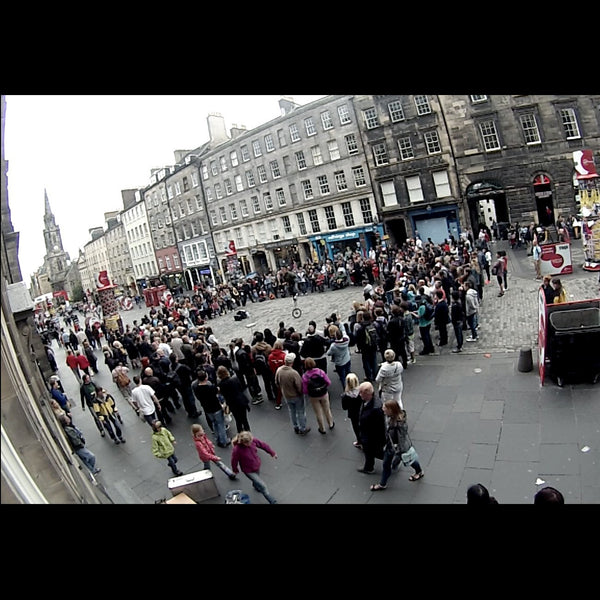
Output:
top-left (51, 240), bottom-right (600, 505)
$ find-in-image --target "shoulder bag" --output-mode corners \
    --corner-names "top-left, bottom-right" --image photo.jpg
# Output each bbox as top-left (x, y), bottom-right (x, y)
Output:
top-left (400, 431), bottom-right (419, 466)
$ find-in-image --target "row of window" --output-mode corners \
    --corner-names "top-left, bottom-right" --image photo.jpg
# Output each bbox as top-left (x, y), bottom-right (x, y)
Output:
top-left (201, 104), bottom-right (353, 180)
top-left (203, 133), bottom-right (362, 202)
top-left (368, 104), bottom-right (582, 164)
top-left (363, 95), bottom-right (433, 129)
top-left (211, 198), bottom-right (374, 251)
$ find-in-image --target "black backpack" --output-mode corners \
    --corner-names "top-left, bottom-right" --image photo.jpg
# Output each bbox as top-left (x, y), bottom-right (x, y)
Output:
top-left (307, 372), bottom-right (328, 397)
top-left (363, 323), bottom-right (379, 350)
top-left (422, 300), bottom-right (434, 321)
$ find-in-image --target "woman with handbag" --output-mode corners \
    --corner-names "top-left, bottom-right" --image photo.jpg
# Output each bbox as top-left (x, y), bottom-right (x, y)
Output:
top-left (370, 401), bottom-right (424, 490)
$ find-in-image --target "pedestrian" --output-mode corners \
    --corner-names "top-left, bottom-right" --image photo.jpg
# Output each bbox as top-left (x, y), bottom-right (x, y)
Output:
top-left (302, 356), bottom-right (334, 434)
top-left (169, 353), bottom-right (200, 418)
top-left (192, 369), bottom-right (230, 447)
top-left (58, 414), bottom-right (101, 475)
top-left (534, 486), bottom-right (564, 504)
top-left (49, 377), bottom-right (73, 419)
top-left (73, 350), bottom-right (91, 378)
top-left (375, 349), bottom-right (404, 409)
top-left (464, 280), bottom-right (480, 343)
top-left (250, 332), bottom-right (278, 407)
top-left (450, 290), bottom-right (465, 353)
top-left (191, 424), bottom-right (237, 480)
top-left (369, 400), bottom-right (421, 491)
top-left (93, 387), bottom-right (126, 445)
top-left (532, 238), bottom-right (542, 279)
top-left (300, 320), bottom-right (330, 374)
top-left (540, 274), bottom-right (555, 304)
top-left (151, 420), bottom-right (183, 476)
top-left (355, 311), bottom-right (380, 381)
top-left (142, 366), bottom-right (174, 426)
top-left (356, 381), bottom-right (385, 474)
top-left (551, 278), bottom-right (568, 304)
top-left (69, 329), bottom-right (79, 352)
top-left (386, 304), bottom-right (408, 369)
top-left (500, 250), bottom-right (509, 291)
top-left (233, 338), bottom-right (263, 405)
top-left (216, 365), bottom-right (251, 433)
top-left (230, 430), bottom-right (278, 504)
top-left (326, 325), bottom-right (352, 388)
top-left (112, 361), bottom-right (135, 406)
top-left (467, 483), bottom-right (498, 504)
top-left (433, 289), bottom-right (449, 347)
top-left (45, 343), bottom-right (58, 372)
top-left (341, 372), bottom-right (362, 449)
top-left (267, 340), bottom-right (287, 407)
top-left (79, 374), bottom-right (106, 438)
top-left (66, 349), bottom-right (82, 383)
top-left (131, 375), bottom-right (161, 426)
top-left (274, 353), bottom-right (311, 435)
top-left (492, 252), bottom-right (505, 296)
top-left (401, 301), bottom-right (416, 364)
top-left (413, 290), bottom-right (435, 356)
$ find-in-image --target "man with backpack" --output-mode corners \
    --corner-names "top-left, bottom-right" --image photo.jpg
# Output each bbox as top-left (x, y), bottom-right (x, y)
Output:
top-left (413, 289), bottom-right (435, 356)
top-left (355, 312), bottom-right (380, 382)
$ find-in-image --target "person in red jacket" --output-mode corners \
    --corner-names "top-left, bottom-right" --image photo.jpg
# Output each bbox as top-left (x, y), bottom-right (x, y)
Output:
top-left (66, 350), bottom-right (82, 383)
top-left (230, 431), bottom-right (278, 504)
top-left (191, 424), bottom-right (237, 480)
top-left (267, 340), bottom-right (287, 408)
top-left (75, 350), bottom-right (91, 378)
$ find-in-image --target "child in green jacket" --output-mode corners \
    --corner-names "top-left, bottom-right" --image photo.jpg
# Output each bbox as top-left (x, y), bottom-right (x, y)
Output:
top-left (152, 421), bottom-right (183, 476)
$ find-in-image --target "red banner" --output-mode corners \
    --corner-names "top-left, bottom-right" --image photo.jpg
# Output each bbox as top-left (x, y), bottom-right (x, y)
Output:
top-left (573, 149), bottom-right (598, 179)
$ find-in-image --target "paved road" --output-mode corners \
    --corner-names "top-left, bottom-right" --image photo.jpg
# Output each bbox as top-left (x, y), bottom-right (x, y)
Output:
top-left (51, 240), bottom-right (600, 504)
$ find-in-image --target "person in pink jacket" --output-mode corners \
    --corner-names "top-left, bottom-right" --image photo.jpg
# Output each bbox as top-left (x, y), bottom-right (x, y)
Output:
top-left (191, 424), bottom-right (237, 481)
top-left (230, 431), bottom-right (278, 504)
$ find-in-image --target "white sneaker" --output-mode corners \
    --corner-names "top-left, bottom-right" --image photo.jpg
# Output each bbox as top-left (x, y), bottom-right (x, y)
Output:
top-left (466, 337), bottom-right (478, 342)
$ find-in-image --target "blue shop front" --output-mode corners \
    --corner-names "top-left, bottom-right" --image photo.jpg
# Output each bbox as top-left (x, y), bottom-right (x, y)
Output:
top-left (309, 224), bottom-right (384, 262)
top-left (408, 203), bottom-right (461, 244)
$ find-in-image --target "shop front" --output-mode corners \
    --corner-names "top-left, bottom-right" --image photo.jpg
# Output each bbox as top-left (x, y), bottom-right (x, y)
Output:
top-left (408, 203), bottom-right (461, 244)
top-left (265, 238), bottom-right (300, 270)
top-left (308, 225), bottom-right (383, 262)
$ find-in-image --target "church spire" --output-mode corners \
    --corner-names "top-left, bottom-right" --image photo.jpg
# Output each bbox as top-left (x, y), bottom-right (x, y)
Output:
top-left (44, 188), bottom-right (51, 215)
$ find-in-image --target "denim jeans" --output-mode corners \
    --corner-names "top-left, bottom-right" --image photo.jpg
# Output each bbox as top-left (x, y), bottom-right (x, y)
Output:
top-left (467, 313), bottom-right (478, 339)
top-left (75, 447), bottom-right (96, 472)
top-left (203, 459), bottom-right (235, 478)
top-left (335, 360), bottom-right (352, 388)
top-left (361, 350), bottom-right (378, 381)
top-left (379, 446), bottom-right (395, 487)
top-left (453, 322), bottom-right (463, 349)
top-left (419, 325), bottom-right (435, 354)
top-left (245, 471), bottom-right (276, 504)
top-left (167, 454), bottom-right (179, 474)
top-left (207, 409), bottom-right (229, 446)
top-left (284, 395), bottom-right (307, 431)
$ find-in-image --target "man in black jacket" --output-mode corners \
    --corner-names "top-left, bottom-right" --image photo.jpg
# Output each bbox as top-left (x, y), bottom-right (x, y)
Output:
top-left (357, 381), bottom-right (385, 474)
top-left (300, 320), bottom-right (330, 374)
top-left (386, 304), bottom-right (408, 369)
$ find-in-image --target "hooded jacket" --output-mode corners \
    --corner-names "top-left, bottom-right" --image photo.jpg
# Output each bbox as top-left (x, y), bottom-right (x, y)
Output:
top-left (326, 334), bottom-right (351, 367)
top-left (152, 426), bottom-right (175, 459)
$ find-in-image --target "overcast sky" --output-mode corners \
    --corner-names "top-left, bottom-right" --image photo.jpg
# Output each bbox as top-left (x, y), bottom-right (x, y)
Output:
top-left (4, 94), bottom-right (326, 284)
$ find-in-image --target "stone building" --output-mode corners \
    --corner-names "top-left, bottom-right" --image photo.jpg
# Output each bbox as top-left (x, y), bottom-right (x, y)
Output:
top-left (42, 189), bottom-right (71, 294)
top-left (438, 94), bottom-right (600, 236)
top-left (199, 97), bottom-right (382, 280)
top-left (353, 94), bottom-right (462, 247)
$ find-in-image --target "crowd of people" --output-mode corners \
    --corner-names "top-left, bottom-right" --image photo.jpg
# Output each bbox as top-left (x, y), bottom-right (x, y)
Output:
top-left (45, 228), bottom-right (569, 503)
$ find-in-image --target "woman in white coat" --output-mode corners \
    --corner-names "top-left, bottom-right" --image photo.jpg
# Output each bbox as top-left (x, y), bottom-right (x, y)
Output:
top-left (375, 349), bottom-right (404, 409)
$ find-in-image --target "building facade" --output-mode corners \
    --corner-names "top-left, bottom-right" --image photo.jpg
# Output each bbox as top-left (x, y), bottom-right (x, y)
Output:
top-left (353, 94), bottom-right (463, 247)
top-left (121, 188), bottom-right (157, 291)
top-left (200, 97), bottom-right (382, 282)
top-left (104, 212), bottom-right (134, 296)
top-left (438, 94), bottom-right (600, 236)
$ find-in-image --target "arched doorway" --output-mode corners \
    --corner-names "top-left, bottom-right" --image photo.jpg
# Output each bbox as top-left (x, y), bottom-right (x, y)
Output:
top-left (466, 180), bottom-right (509, 237)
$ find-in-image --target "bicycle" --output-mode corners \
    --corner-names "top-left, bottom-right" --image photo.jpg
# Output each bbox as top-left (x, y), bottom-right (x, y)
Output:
top-left (291, 294), bottom-right (302, 319)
